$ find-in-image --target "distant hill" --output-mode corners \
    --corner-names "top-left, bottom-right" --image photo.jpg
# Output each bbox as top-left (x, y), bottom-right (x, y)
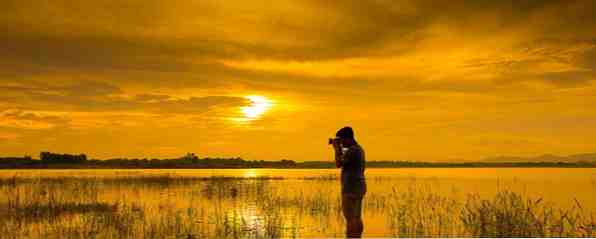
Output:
top-left (482, 153), bottom-right (596, 163)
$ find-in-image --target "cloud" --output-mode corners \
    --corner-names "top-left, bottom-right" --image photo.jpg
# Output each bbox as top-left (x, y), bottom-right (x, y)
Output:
top-left (0, 0), bottom-right (593, 97)
top-left (0, 31), bottom-right (196, 74)
top-left (1, 0), bottom-right (595, 159)
top-left (146, 96), bottom-right (250, 114)
top-left (1, 0), bottom-right (590, 68)
top-left (1, 80), bottom-right (250, 113)
top-left (0, 109), bottom-right (69, 130)
top-left (134, 94), bottom-right (171, 102)
top-left (0, 132), bottom-right (19, 140)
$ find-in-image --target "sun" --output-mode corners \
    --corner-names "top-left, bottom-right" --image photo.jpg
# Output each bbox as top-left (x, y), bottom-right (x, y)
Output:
top-left (241, 95), bottom-right (272, 120)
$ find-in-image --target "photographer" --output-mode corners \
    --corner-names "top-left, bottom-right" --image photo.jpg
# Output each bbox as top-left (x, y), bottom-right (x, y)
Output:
top-left (330, 126), bottom-right (366, 238)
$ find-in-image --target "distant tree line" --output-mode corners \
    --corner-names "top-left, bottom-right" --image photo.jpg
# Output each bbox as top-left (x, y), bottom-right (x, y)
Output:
top-left (40, 152), bottom-right (87, 164)
top-left (0, 152), bottom-right (297, 169)
top-left (1, 152), bottom-right (596, 169)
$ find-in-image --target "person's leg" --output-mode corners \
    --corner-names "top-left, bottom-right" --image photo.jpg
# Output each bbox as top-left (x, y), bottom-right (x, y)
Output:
top-left (343, 193), bottom-right (363, 238)
top-left (342, 193), bottom-right (355, 238)
top-left (341, 194), bottom-right (351, 237)
top-left (347, 221), bottom-right (360, 238)
top-left (357, 218), bottom-right (363, 236)
top-left (354, 195), bottom-right (364, 237)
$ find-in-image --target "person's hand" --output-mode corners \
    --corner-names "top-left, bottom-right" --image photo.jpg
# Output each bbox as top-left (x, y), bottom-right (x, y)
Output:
top-left (332, 139), bottom-right (342, 153)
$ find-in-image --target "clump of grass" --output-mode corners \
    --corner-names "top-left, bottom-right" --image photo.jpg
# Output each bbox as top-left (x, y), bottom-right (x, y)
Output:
top-left (5, 202), bottom-right (116, 222)
top-left (1, 177), bottom-right (107, 222)
top-left (380, 182), bottom-right (596, 238)
top-left (461, 191), bottom-right (596, 237)
top-left (385, 184), bottom-right (463, 237)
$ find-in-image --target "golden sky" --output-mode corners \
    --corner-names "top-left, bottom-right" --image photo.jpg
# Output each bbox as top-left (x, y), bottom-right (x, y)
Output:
top-left (1, 0), bottom-right (595, 161)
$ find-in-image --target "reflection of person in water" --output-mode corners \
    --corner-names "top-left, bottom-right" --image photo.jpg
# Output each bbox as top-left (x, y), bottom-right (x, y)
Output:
top-left (330, 126), bottom-right (366, 238)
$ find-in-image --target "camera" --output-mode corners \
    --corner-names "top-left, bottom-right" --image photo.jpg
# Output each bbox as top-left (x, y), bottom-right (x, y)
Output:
top-left (328, 137), bottom-right (340, 145)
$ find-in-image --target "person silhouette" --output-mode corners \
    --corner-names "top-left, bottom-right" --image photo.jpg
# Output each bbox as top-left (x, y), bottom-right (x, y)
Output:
top-left (331, 126), bottom-right (366, 238)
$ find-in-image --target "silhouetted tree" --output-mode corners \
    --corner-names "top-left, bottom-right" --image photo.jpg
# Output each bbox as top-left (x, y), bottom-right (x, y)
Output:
top-left (183, 153), bottom-right (199, 163)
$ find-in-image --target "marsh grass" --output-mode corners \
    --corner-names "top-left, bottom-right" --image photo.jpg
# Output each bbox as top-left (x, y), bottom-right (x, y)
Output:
top-left (461, 191), bottom-right (596, 237)
top-left (0, 174), bottom-right (594, 238)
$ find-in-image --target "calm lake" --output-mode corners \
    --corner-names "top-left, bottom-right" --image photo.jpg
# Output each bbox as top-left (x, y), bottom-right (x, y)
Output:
top-left (1, 168), bottom-right (595, 238)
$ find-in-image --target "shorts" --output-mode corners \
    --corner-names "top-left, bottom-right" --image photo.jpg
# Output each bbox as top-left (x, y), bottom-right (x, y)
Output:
top-left (341, 193), bottom-right (364, 219)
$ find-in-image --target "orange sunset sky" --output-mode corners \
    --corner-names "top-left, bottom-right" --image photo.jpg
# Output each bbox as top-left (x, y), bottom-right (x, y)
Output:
top-left (1, 0), bottom-right (595, 161)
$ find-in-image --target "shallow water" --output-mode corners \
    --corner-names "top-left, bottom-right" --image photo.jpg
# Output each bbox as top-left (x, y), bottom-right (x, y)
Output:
top-left (1, 168), bottom-right (595, 237)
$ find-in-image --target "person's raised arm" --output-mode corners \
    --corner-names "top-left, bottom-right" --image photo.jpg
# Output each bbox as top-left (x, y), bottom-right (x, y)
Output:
top-left (333, 141), bottom-right (343, 168)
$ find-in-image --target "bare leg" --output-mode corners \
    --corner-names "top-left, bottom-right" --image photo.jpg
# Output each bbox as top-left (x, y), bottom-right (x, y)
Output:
top-left (343, 193), bottom-right (364, 238)
top-left (346, 218), bottom-right (363, 238)
top-left (357, 217), bottom-right (363, 237)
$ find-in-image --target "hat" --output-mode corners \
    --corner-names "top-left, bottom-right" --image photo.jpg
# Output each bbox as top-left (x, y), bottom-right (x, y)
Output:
top-left (335, 126), bottom-right (354, 139)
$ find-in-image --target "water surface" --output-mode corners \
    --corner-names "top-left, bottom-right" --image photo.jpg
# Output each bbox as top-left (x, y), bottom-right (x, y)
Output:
top-left (1, 168), bottom-right (595, 237)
